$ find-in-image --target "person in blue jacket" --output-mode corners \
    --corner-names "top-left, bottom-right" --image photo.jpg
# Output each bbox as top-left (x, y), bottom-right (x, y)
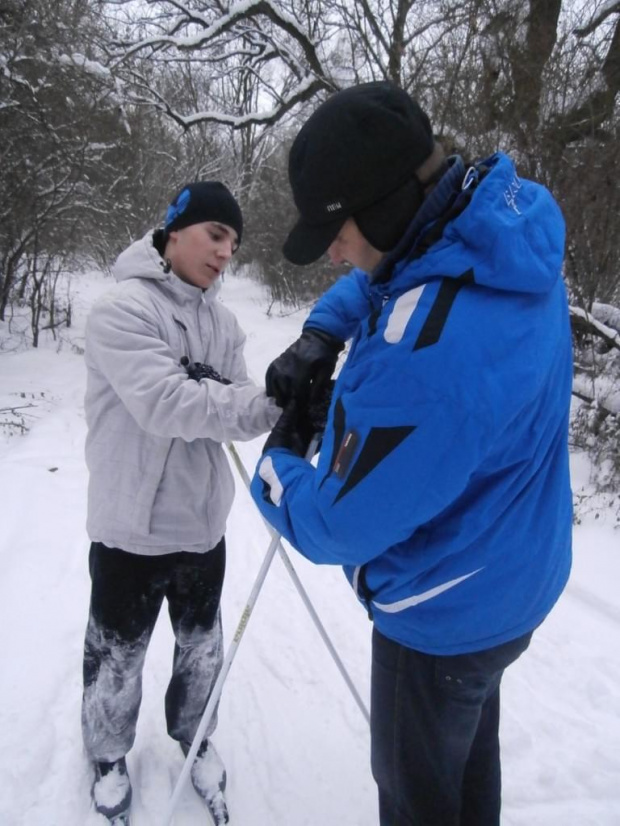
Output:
top-left (251, 81), bottom-right (573, 826)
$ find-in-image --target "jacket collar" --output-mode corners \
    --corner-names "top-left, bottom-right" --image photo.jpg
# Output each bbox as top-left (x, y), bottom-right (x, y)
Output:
top-left (162, 268), bottom-right (221, 308)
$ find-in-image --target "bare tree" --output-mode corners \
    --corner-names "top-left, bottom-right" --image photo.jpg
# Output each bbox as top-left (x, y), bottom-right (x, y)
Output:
top-left (103, 0), bottom-right (336, 129)
top-left (0, 0), bottom-right (127, 319)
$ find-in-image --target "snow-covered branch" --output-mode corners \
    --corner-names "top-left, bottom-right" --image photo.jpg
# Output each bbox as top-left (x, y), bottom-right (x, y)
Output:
top-left (56, 52), bottom-right (112, 80)
top-left (573, 373), bottom-right (620, 417)
top-left (574, 0), bottom-right (620, 37)
top-left (114, 0), bottom-right (326, 80)
top-left (570, 305), bottom-right (620, 351)
top-left (103, 0), bottom-right (338, 129)
top-left (128, 72), bottom-right (326, 128)
top-left (591, 303), bottom-right (620, 334)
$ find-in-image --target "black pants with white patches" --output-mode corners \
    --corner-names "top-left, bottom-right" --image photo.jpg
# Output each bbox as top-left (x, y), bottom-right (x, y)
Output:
top-left (81, 539), bottom-right (225, 762)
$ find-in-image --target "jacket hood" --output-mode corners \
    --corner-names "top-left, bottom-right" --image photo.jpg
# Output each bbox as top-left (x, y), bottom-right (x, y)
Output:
top-left (112, 230), bottom-right (221, 303)
top-left (113, 230), bottom-right (168, 283)
top-left (394, 153), bottom-right (565, 296)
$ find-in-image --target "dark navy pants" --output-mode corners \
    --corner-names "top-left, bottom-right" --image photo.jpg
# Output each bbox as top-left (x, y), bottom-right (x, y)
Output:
top-left (82, 540), bottom-right (225, 762)
top-left (370, 627), bottom-right (532, 826)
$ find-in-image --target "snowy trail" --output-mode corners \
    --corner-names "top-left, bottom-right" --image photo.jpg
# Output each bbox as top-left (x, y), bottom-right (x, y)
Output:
top-left (1, 270), bottom-right (619, 825)
top-left (566, 579), bottom-right (620, 625)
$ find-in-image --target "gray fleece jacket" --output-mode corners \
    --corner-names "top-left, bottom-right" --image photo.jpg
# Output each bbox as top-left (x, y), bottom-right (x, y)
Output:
top-left (84, 231), bottom-right (280, 555)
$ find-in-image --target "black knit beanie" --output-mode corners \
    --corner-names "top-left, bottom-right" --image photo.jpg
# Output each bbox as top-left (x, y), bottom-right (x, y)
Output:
top-left (164, 181), bottom-right (243, 244)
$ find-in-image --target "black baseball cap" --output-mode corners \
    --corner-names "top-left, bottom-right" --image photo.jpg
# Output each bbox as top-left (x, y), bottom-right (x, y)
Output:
top-left (283, 82), bottom-right (434, 265)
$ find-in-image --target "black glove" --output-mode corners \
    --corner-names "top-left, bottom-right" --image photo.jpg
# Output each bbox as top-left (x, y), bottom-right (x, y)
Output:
top-left (181, 357), bottom-right (232, 385)
top-left (306, 379), bottom-right (334, 435)
top-left (265, 328), bottom-right (343, 408)
top-left (262, 401), bottom-right (315, 457)
top-left (262, 380), bottom-right (334, 458)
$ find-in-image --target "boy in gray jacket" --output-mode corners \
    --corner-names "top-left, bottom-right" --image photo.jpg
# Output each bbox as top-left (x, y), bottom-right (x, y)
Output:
top-left (82, 182), bottom-right (279, 824)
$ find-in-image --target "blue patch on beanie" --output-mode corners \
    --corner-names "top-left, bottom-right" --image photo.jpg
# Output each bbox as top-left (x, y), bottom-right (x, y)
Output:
top-left (165, 188), bottom-right (191, 228)
top-left (163, 181), bottom-right (243, 243)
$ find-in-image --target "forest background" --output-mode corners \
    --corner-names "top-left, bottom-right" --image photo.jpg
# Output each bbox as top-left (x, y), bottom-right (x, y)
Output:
top-left (1, 0), bottom-right (619, 507)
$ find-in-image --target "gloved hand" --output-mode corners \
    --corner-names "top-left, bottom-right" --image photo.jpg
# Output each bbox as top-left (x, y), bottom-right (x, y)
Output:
top-left (265, 328), bottom-right (343, 408)
top-left (262, 401), bottom-right (315, 457)
top-left (306, 379), bottom-right (334, 435)
top-left (181, 357), bottom-right (232, 385)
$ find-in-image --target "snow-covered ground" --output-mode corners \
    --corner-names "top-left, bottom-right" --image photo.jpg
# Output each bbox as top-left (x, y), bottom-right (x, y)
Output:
top-left (0, 269), bottom-right (619, 826)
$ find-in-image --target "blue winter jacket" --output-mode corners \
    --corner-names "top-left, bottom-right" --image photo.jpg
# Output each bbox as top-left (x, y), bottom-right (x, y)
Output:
top-left (252, 153), bottom-right (573, 655)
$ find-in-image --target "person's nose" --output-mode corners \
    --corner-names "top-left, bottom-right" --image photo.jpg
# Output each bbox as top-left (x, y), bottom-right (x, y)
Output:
top-left (217, 239), bottom-right (234, 261)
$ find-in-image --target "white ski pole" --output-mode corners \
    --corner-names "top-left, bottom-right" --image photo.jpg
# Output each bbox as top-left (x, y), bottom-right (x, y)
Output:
top-left (162, 436), bottom-right (321, 826)
top-left (227, 441), bottom-right (370, 725)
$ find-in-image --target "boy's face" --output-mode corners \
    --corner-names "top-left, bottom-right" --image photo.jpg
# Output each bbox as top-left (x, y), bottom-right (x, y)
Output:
top-left (166, 221), bottom-right (239, 289)
top-left (327, 218), bottom-right (384, 273)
